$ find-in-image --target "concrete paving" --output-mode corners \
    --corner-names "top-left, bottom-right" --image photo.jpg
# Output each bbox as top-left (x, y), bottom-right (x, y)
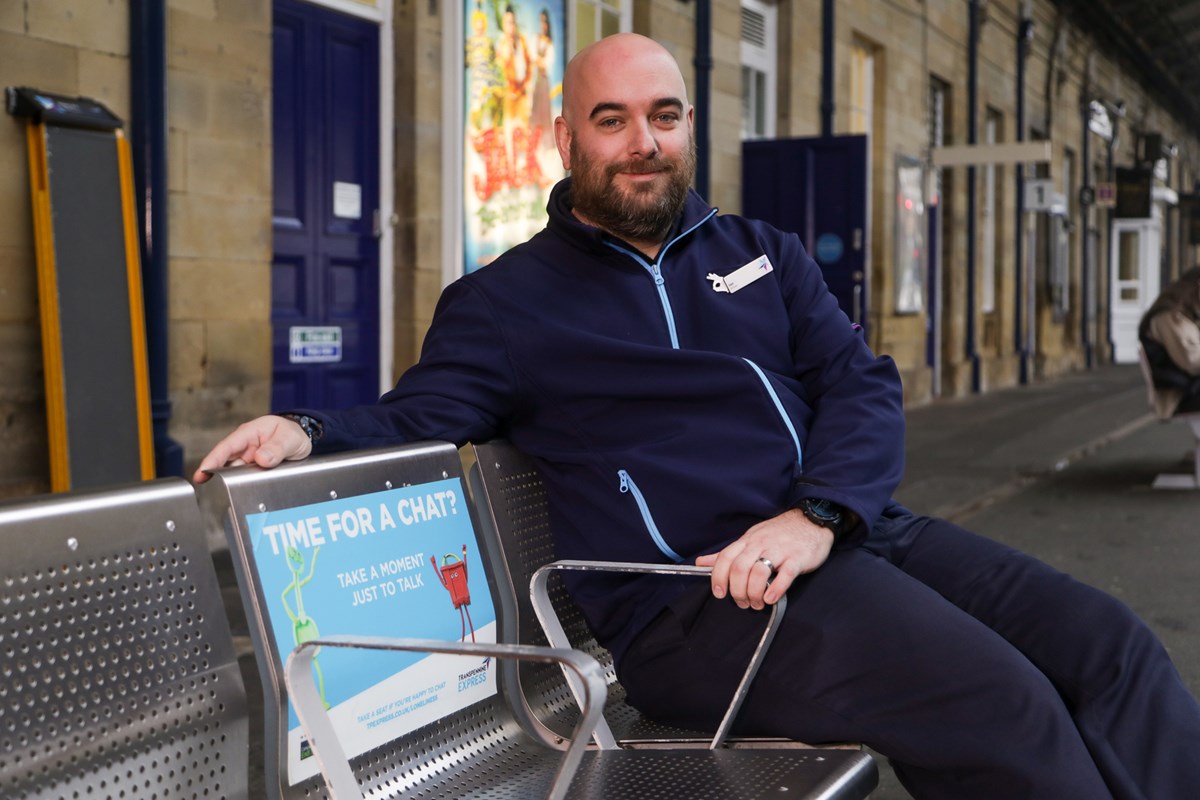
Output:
top-left (870, 363), bottom-right (1200, 798)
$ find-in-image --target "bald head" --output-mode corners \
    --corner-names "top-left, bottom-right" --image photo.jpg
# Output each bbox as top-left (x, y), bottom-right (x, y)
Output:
top-left (560, 34), bottom-right (690, 127)
top-left (552, 34), bottom-right (696, 255)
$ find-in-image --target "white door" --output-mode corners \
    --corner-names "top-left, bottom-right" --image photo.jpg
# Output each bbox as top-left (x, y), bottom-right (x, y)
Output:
top-left (1109, 218), bottom-right (1161, 363)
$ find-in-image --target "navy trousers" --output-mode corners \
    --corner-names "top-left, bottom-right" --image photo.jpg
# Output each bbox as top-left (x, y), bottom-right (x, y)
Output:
top-left (619, 513), bottom-right (1200, 799)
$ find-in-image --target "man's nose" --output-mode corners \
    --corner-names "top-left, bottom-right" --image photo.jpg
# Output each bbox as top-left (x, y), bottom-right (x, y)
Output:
top-left (627, 120), bottom-right (660, 158)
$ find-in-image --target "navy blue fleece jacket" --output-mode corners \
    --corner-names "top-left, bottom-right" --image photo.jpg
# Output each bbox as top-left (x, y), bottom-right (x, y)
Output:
top-left (301, 178), bottom-right (906, 665)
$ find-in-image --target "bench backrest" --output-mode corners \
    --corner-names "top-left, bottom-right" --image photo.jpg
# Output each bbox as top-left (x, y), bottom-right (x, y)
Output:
top-left (0, 478), bottom-right (248, 799)
top-left (199, 441), bottom-right (550, 799)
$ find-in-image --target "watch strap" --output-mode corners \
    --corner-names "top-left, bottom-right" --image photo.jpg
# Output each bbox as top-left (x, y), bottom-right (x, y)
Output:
top-left (279, 413), bottom-right (324, 445)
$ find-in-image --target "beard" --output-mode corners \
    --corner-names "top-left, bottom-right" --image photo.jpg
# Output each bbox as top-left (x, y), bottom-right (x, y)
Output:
top-left (568, 134), bottom-right (697, 245)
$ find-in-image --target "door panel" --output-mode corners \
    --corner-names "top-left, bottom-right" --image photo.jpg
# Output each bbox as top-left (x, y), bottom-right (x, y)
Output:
top-left (272, 0), bottom-right (380, 410)
top-left (1110, 218), bottom-right (1160, 363)
top-left (742, 135), bottom-right (869, 332)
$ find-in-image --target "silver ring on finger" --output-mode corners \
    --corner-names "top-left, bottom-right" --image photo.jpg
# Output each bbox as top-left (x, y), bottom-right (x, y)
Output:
top-left (756, 557), bottom-right (776, 574)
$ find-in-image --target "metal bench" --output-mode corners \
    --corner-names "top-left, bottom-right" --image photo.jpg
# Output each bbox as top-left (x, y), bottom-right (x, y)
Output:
top-left (0, 478), bottom-right (249, 800)
top-left (200, 440), bottom-right (877, 799)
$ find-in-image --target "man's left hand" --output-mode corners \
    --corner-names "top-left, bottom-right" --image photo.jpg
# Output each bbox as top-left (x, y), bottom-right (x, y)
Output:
top-left (694, 509), bottom-right (834, 610)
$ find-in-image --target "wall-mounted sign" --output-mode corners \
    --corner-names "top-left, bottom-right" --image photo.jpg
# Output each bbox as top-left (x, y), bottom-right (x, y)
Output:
top-left (463, 0), bottom-right (566, 273)
top-left (1025, 179), bottom-right (1066, 214)
top-left (1115, 167), bottom-right (1152, 219)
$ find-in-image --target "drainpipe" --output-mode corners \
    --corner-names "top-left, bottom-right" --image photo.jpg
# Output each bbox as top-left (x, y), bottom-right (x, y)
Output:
top-left (1105, 107), bottom-right (1122, 358)
top-left (694, 0), bottom-right (712, 199)
top-left (966, 0), bottom-right (981, 392)
top-left (130, 0), bottom-right (183, 477)
top-left (821, 0), bottom-right (834, 138)
top-left (1015, 1), bottom-right (1032, 383)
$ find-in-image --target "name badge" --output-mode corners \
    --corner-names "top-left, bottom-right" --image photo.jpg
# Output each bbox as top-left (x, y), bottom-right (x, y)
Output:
top-left (707, 255), bottom-right (773, 294)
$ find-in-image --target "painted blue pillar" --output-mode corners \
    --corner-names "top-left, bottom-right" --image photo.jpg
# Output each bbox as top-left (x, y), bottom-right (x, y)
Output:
top-left (694, 0), bottom-right (712, 200)
top-left (966, 0), bottom-right (981, 392)
top-left (1015, 6), bottom-right (1033, 383)
top-left (130, 0), bottom-right (184, 477)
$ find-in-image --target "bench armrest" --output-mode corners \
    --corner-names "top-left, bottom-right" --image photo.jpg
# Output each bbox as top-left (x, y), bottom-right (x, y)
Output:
top-left (529, 560), bottom-right (786, 751)
top-left (285, 635), bottom-right (606, 800)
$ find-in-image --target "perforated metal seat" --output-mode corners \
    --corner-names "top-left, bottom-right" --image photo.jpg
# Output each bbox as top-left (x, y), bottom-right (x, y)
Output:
top-left (0, 478), bottom-right (249, 800)
top-left (200, 441), bottom-right (875, 799)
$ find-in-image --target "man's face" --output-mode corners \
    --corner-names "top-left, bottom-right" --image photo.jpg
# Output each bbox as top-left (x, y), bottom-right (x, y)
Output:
top-left (567, 129), bottom-right (696, 246)
top-left (555, 39), bottom-right (696, 246)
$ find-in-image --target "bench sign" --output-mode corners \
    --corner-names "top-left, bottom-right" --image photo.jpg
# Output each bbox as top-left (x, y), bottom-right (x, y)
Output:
top-left (289, 326), bottom-right (343, 364)
top-left (245, 478), bottom-right (498, 785)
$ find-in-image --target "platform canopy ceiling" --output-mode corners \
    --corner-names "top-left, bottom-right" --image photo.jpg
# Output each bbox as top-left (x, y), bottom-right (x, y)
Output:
top-left (1055, 0), bottom-right (1200, 133)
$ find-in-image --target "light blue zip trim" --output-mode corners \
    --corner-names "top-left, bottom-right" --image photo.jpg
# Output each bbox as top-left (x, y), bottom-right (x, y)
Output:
top-left (618, 470), bottom-right (685, 562)
top-left (742, 358), bottom-right (804, 468)
top-left (603, 208), bottom-right (718, 350)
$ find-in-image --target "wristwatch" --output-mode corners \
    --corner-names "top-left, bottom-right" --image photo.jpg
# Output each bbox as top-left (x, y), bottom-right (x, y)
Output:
top-left (797, 497), bottom-right (847, 537)
top-left (280, 413), bottom-right (324, 445)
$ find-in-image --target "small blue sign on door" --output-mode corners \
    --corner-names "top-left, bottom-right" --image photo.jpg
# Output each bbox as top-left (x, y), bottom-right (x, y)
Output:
top-left (290, 326), bottom-right (343, 363)
top-left (815, 232), bottom-right (844, 264)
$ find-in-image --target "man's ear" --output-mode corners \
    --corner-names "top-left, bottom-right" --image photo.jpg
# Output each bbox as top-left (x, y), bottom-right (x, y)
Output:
top-left (554, 116), bottom-right (572, 171)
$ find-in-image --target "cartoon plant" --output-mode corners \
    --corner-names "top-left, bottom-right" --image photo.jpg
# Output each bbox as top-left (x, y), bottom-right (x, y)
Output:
top-left (282, 545), bottom-right (328, 708)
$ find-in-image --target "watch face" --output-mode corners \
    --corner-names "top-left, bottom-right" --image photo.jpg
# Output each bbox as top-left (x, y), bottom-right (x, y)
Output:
top-left (802, 500), bottom-right (842, 531)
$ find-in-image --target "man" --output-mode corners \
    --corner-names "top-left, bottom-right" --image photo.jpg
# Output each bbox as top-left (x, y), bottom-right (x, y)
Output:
top-left (1140, 265), bottom-right (1200, 419)
top-left (198, 34), bottom-right (1200, 799)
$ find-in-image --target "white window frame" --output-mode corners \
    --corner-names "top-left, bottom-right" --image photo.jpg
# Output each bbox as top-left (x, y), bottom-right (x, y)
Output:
top-left (740, 0), bottom-right (777, 140)
top-left (982, 109), bottom-right (999, 314)
top-left (848, 38), bottom-right (874, 137)
top-left (570, 0), bottom-right (631, 55)
top-left (1051, 150), bottom-right (1074, 319)
top-left (894, 155), bottom-right (926, 314)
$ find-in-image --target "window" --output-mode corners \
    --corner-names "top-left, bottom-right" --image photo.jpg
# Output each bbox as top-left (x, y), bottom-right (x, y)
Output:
top-left (571, 0), bottom-right (628, 54)
top-left (982, 109), bottom-right (1002, 313)
top-left (848, 38), bottom-right (875, 136)
top-left (740, 0), bottom-right (777, 139)
top-left (1050, 150), bottom-right (1074, 319)
top-left (895, 156), bottom-right (926, 314)
top-left (929, 78), bottom-right (948, 191)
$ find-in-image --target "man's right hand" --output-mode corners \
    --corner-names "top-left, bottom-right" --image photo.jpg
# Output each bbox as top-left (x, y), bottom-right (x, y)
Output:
top-left (192, 415), bottom-right (313, 484)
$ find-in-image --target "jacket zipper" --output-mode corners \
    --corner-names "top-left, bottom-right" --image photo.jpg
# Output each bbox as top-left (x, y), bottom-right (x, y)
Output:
top-left (604, 209), bottom-right (718, 350)
top-left (742, 358), bottom-right (804, 469)
top-left (617, 470), bottom-right (684, 562)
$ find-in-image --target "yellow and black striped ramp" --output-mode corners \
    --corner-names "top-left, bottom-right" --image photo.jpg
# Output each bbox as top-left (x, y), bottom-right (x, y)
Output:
top-left (10, 88), bottom-right (154, 491)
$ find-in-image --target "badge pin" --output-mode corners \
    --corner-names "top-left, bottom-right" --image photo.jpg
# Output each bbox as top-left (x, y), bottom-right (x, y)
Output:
top-left (708, 255), bottom-right (773, 294)
top-left (706, 273), bottom-right (730, 293)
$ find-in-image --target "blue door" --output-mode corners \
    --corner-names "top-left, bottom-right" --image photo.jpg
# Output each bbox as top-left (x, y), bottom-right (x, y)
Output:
top-left (742, 135), bottom-right (868, 332)
top-left (272, 0), bottom-right (380, 409)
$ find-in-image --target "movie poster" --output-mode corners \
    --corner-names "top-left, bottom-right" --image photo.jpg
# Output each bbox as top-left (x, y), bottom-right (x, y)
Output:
top-left (464, 0), bottom-right (566, 273)
top-left (245, 478), bottom-right (499, 784)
